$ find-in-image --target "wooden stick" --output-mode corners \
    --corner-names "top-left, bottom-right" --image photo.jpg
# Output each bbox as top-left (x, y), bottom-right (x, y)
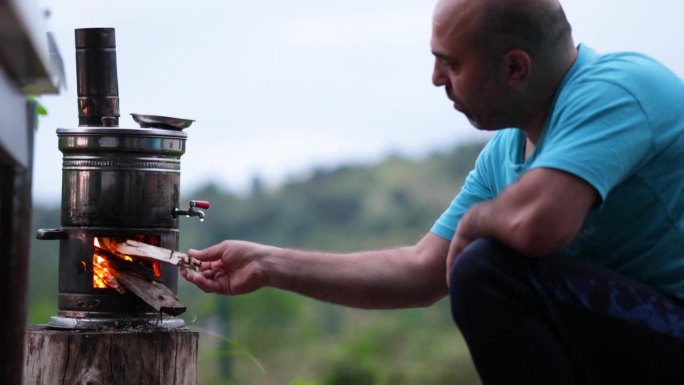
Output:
top-left (115, 269), bottom-right (186, 316)
top-left (115, 240), bottom-right (201, 271)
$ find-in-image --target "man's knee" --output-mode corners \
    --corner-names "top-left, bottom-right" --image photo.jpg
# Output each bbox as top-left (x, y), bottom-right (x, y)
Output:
top-left (449, 238), bottom-right (531, 322)
top-left (449, 238), bottom-right (513, 290)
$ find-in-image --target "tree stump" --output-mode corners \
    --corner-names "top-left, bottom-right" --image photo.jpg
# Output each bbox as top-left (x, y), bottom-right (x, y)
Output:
top-left (23, 325), bottom-right (198, 385)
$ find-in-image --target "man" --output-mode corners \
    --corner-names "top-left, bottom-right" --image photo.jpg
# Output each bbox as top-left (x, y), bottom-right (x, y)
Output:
top-left (183, 0), bottom-right (684, 383)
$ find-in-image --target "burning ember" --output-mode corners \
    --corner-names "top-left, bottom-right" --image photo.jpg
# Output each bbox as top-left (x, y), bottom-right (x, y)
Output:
top-left (93, 255), bottom-right (124, 292)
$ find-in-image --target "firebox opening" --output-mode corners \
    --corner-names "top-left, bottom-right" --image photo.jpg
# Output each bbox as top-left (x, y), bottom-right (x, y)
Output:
top-left (92, 235), bottom-right (161, 289)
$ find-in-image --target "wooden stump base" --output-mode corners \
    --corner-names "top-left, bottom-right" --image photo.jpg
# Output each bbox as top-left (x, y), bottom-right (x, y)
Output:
top-left (23, 325), bottom-right (198, 385)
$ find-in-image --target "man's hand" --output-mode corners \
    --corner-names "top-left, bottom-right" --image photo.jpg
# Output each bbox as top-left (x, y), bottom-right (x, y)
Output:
top-left (181, 240), bottom-right (278, 296)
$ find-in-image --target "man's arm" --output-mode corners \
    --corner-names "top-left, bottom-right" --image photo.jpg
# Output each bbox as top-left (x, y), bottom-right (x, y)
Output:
top-left (182, 232), bottom-right (450, 309)
top-left (446, 167), bottom-right (598, 280)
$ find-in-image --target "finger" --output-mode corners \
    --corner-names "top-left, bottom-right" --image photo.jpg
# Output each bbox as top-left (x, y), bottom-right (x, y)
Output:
top-left (197, 259), bottom-right (219, 271)
top-left (445, 252), bottom-right (454, 287)
top-left (445, 249), bottom-right (460, 286)
top-left (445, 237), bottom-right (465, 286)
top-left (182, 267), bottom-right (226, 293)
top-left (445, 242), bottom-right (456, 285)
top-left (202, 268), bottom-right (227, 280)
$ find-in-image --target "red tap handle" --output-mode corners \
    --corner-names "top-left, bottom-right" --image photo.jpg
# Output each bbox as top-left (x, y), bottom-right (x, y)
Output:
top-left (192, 200), bottom-right (211, 210)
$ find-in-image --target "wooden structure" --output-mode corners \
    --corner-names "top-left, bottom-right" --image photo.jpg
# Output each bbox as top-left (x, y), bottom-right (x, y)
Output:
top-left (0, 1), bottom-right (62, 384)
top-left (24, 326), bottom-right (198, 385)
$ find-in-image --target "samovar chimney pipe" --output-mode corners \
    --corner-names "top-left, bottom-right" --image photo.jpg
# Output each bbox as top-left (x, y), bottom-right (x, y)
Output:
top-left (75, 28), bottom-right (119, 127)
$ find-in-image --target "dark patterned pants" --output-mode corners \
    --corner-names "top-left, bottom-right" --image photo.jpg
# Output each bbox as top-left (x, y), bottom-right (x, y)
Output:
top-left (449, 238), bottom-right (684, 385)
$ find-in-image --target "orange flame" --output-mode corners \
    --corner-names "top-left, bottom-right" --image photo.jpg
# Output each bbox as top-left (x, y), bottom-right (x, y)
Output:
top-left (92, 236), bottom-right (162, 290)
top-left (93, 254), bottom-right (112, 289)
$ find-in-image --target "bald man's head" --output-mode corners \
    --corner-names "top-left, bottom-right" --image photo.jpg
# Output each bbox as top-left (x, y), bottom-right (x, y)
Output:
top-left (481, 0), bottom-right (572, 59)
top-left (431, 0), bottom-right (577, 134)
top-left (434, 0), bottom-right (573, 61)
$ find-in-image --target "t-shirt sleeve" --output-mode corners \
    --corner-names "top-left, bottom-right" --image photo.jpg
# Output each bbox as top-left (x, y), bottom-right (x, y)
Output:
top-left (530, 81), bottom-right (654, 201)
top-left (431, 147), bottom-right (495, 240)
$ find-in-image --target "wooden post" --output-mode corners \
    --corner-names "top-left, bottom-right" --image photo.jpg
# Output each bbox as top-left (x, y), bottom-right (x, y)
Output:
top-left (23, 326), bottom-right (198, 385)
top-left (0, 83), bottom-right (35, 385)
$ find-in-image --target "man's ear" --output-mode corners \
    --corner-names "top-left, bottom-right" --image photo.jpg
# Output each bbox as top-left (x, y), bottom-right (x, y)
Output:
top-left (501, 49), bottom-right (531, 86)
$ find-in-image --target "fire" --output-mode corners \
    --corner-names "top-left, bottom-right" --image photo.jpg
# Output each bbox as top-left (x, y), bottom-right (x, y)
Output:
top-left (93, 254), bottom-right (123, 292)
top-left (92, 255), bottom-right (107, 288)
top-left (93, 255), bottom-right (107, 288)
top-left (92, 236), bottom-right (162, 290)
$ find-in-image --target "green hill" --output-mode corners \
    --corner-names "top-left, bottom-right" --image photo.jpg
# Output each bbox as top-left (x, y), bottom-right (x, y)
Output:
top-left (28, 141), bottom-right (485, 385)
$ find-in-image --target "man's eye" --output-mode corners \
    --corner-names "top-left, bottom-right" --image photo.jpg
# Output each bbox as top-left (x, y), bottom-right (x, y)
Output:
top-left (441, 59), bottom-right (456, 70)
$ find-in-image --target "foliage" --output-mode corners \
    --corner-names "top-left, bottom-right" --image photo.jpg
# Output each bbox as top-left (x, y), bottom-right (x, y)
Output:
top-left (27, 141), bottom-right (485, 385)
top-left (26, 95), bottom-right (48, 130)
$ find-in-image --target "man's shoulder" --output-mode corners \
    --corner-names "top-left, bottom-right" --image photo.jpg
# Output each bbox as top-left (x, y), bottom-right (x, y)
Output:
top-left (554, 46), bottom-right (684, 125)
top-left (569, 47), bottom-right (681, 93)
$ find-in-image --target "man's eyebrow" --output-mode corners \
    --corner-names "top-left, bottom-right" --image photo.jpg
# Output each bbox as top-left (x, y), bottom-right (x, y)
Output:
top-left (432, 51), bottom-right (455, 61)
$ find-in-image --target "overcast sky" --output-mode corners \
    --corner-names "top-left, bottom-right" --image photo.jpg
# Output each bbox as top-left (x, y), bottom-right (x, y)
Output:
top-left (32, 0), bottom-right (684, 205)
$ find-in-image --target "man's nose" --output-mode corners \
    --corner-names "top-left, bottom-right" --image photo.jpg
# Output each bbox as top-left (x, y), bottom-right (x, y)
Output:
top-left (432, 59), bottom-right (447, 87)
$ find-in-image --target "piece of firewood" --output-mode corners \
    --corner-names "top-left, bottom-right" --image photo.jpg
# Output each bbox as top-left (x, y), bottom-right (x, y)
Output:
top-left (115, 269), bottom-right (186, 316)
top-left (115, 240), bottom-right (201, 271)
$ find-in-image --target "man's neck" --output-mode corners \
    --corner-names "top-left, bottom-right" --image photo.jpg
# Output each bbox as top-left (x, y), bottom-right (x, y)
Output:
top-left (524, 137), bottom-right (536, 160)
top-left (523, 44), bottom-right (579, 149)
top-left (522, 114), bottom-right (547, 145)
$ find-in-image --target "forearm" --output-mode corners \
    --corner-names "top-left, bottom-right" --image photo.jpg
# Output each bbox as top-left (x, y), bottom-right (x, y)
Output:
top-left (459, 198), bottom-right (570, 256)
top-left (263, 241), bottom-right (448, 309)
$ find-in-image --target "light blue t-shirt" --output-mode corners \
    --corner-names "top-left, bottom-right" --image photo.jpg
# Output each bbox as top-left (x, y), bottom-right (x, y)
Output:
top-left (431, 45), bottom-right (684, 298)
